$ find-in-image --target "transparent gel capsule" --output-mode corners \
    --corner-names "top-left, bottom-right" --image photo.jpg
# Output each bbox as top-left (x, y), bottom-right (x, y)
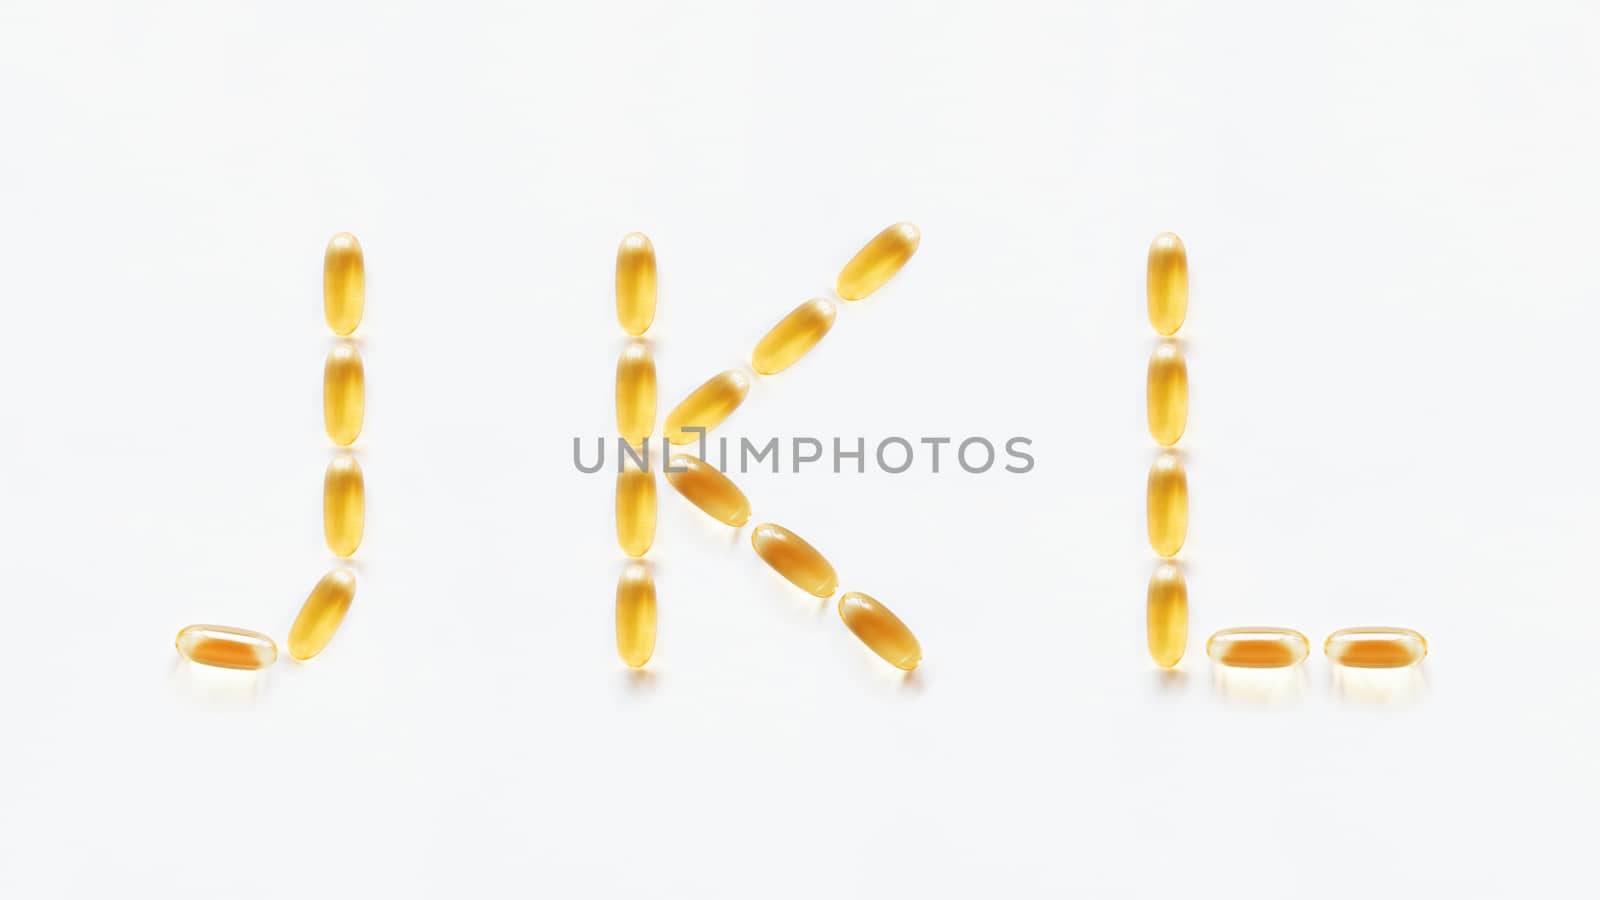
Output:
top-left (664, 370), bottom-right (750, 445)
top-left (1146, 452), bottom-right (1188, 558)
top-left (616, 562), bottom-right (657, 668)
top-left (324, 454), bottom-right (366, 558)
top-left (323, 343), bottom-right (365, 446)
top-left (175, 624), bottom-right (278, 670)
top-left (1146, 342), bottom-right (1188, 447)
top-left (1147, 232), bottom-right (1187, 336)
top-left (664, 454), bottom-right (751, 526)
top-left (838, 591), bottom-right (922, 670)
top-left (751, 522), bottom-right (838, 598)
top-left (1146, 563), bottom-right (1188, 668)
top-left (616, 464), bottom-right (656, 558)
top-left (836, 222), bottom-right (920, 301)
top-left (1206, 627), bottom-right (1310, 668)
top-left (324, 232), bottom-right (365, 336)
top-left (615, 342), bottom-right (657, 444)
top-left (752, 298), bottom-right (837, 375)
top-left (615, 232), bottom-right (657, 336)
top-left (288, 569), bottom-right (357, 660)
top-left (1324, 627), bottom-right (1428, 668)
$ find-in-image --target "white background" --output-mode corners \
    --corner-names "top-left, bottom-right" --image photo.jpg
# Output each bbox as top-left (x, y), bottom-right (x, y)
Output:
top-left (1, 1), bottom-right (1596, 897)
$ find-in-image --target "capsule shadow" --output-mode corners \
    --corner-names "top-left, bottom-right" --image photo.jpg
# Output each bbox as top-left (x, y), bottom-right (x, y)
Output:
top-left (1211, 663), bottom-right (1306, 706)
top-left (171, 658), bottom-right (267, 706)
top-left (1331, 663), bottom-right (1427, 706)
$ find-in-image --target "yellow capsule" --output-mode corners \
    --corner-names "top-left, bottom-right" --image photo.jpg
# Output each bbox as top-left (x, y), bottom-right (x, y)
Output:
top-left (615, 342), bottom-right (657, 444)
top-left (1146, 563), bottom-right (1188, 668)
top-left (288, 569), bottom-right (357, 660)
top-left (836, 222), bottom-right (920, 301)
top-left (751, 523), bottom-right (838, 598)
top-left (1147, 232), bottom-right (1188, 336)
top-left (838, 591), bottom-right (922, 670)
top-left (664, 370), bottom-right (750, 445)
top-left (1146, 342), bottom-right (1188, 447)
top-left (1206, 627), bottom-right (1309, 668)
top-left (615, 562), bottom-right (657, 668)
top-left (615, 232), bottom-right (657, 336)
top-left (323, 343), bottom-right (366, 446)
top-left (323, 454), bottom-right (365, 558)
top-left (1324, 627), bottom-right (1428, 668)
top-left (323, 232), bottom-right (365, 336)
top-left (664, 454), bottom-right (751, 526)
top-left (615, 464), bottom-right (656, 557)
top-left (175, 624), bottom-right (278, 670)
top-left (1146, 452), bottom-right (1188, 557)
top-left (751, 297), bottom-right (837, 375)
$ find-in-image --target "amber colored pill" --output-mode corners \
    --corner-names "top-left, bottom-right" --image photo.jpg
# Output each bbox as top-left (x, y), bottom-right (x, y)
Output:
top-left (1324, 627), bottom-right (1428, 668)
top-left (323, 454), bottom-right (365, 558)
top-left (664, 370), bottom-right (750, 445)
top-left (324, 232), bottom-right (365, 336)
top-left (615, 232), bottom-right (657, 336)
top-left (838, 591), bottom-right (922, 670)
top-left (1146, 563), bottom-right (1188, 668)
top-left (1206, 627), bottom-right (1310, 668)
top-left (616, 563), bottom-right (657, 668)
top-left (752, 298), bottom-right (837, 375)
top-left (175, 624), bottom-right (278, 670)
top-left (288, 569), bottom-right (357, 660)
top-left (1146, 342), bottom-right (1188, 447)
top-left (616, 464), bottom-right (656, 558)
top-left (836, 222), bottom-right (920, 301)
top-left (1147, 232), bottom-right (1188, 335)
top-left (615, 342), bottom-right (657, 444)
top-left (664, 454), bottom-right (750, 526)
top-left (751, 523), bottom-right (838, 598)
top-left (323, 343), bottom-right (366, 446)
top-left (1146, 452), bottom-right (1188, 557)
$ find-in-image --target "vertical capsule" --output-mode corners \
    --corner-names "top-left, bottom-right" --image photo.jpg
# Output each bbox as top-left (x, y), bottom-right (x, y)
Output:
top-left (615, 232), bottom-right (657, 336)
top-left (1146, 452), bottom-right (1188, 557)
top-left (616, 562), bottom-right (657, 668)
top-left (1146, 342), bottom-right (1188, 447)
top-left (836, 222), bottom-right (920, 301)
top-left (751, 298), bottom-right (837, 375)
top-left (1146, 232), bottom-right (1188, 336)
top-left (175, 624), bottom-right (278, 670)
top-left (1206, 627), bottom-right (1309, 668)
top-left (323, 232), bottom-right (365, 336)
top-left (288, 569), bottom-right (357, 660)
top-left (664, 454), bottom-right (751, 526)
top-left (838, 591), bottom-right (922, 671)
top-left (323, 343), bottom-right (366, 446)
top-left (664, 370), bottom-right (750, 445)
top-left (1324, 627), bottom-right (1428, 668)
top-left (616, 464), bottom-right (656, 558)
top-left (1146, 564), bottom-right (1188, 668)
top-left (751, 523), bottom-right (838, 598)
top-left (323, 454), bottom-right (366, 558)
top-left (615, 342), bottom-right (657, 444)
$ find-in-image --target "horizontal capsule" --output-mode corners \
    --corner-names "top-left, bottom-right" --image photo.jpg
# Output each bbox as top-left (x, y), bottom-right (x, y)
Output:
top-left (1146, 232), bottom-right (1187, 336)
top-left (615, 342), bottom-right (657, 444)
top-left (323, 343), bottom-right (366, 446)
top-left (615, 232), bottom-right (657, 336)
top-left (324, 454), bottom-right (365, 558)
top-left (751, 523), bottom-right (838, 598)
top-left (664, 454), bottom-right (751, 526)
top-left (175, 624), bottom-right (278, 670)
top-left (1146, 452), bottom-right (1188, 558)
top-left (288, 569), bottom-right (357, 660)
top-left (323, 232), bottom-right (365, 336)
top-left (752, 297), bottom-right (837, 375)
top-left (664, 370), bottom-right (750, 445)
top-left (616, 562), bottom-right (657, 668)
top-left (1324, 627), bottom-right (1428, 668)
top-left (1206, 627), bottom-right (1309, 668)
top-left (616, 465), bottom-right (656, 558)
top-left (836, 222), bottom-right (920, 301)
top-left (838, 591), bottom-right (922, 670)
top-left (1146, 342), bottom-right (1188, 447)
top-left (1146, 563), bottom-right (1188, 668)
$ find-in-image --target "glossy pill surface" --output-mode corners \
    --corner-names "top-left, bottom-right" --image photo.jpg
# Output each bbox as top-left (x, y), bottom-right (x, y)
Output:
top-left (664, 370), bottom-right (750, 445)
top-left (615, 342), bottom-right (657, 444)
top-left (838, 591), bottom-right (922, 670)
top-left (1146, 342), bottom-right (1188, 447)
top-left (323, 454), bottom-right (366, 558)
top-left (752, 298), bottom-right (837, 375)
top-left (1146, 453), bottom-right (1188, 557)
top-left (664, 454), bottom-right (750, 526)
top-left (1206, 627), bottom-right (1309, 668)
top-left (323, 232), bottom-right (365, 336)
top-left (1146, 564), bottom-right (1188, 668)
top-left (615, 232), bottom-right (657, 336)
top-left (323, 343), bottom-right (366, 446)
top-left (1325, 627), bottom-right (1428, 668)
top-left (616, 563), bottom-right (657, 668)
top-left (175, 624), bottom-right (278, 670)
top-left (836, 222), bottom-right (920, 301)
top-left (288, 569), bottom-right (357, 660)
top-left (1147, 232), bottom-right (1188, 336)
top-left (616, 465), bottom-right (656, 558)
top-left (751, 523), bottom-right (838, 598)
